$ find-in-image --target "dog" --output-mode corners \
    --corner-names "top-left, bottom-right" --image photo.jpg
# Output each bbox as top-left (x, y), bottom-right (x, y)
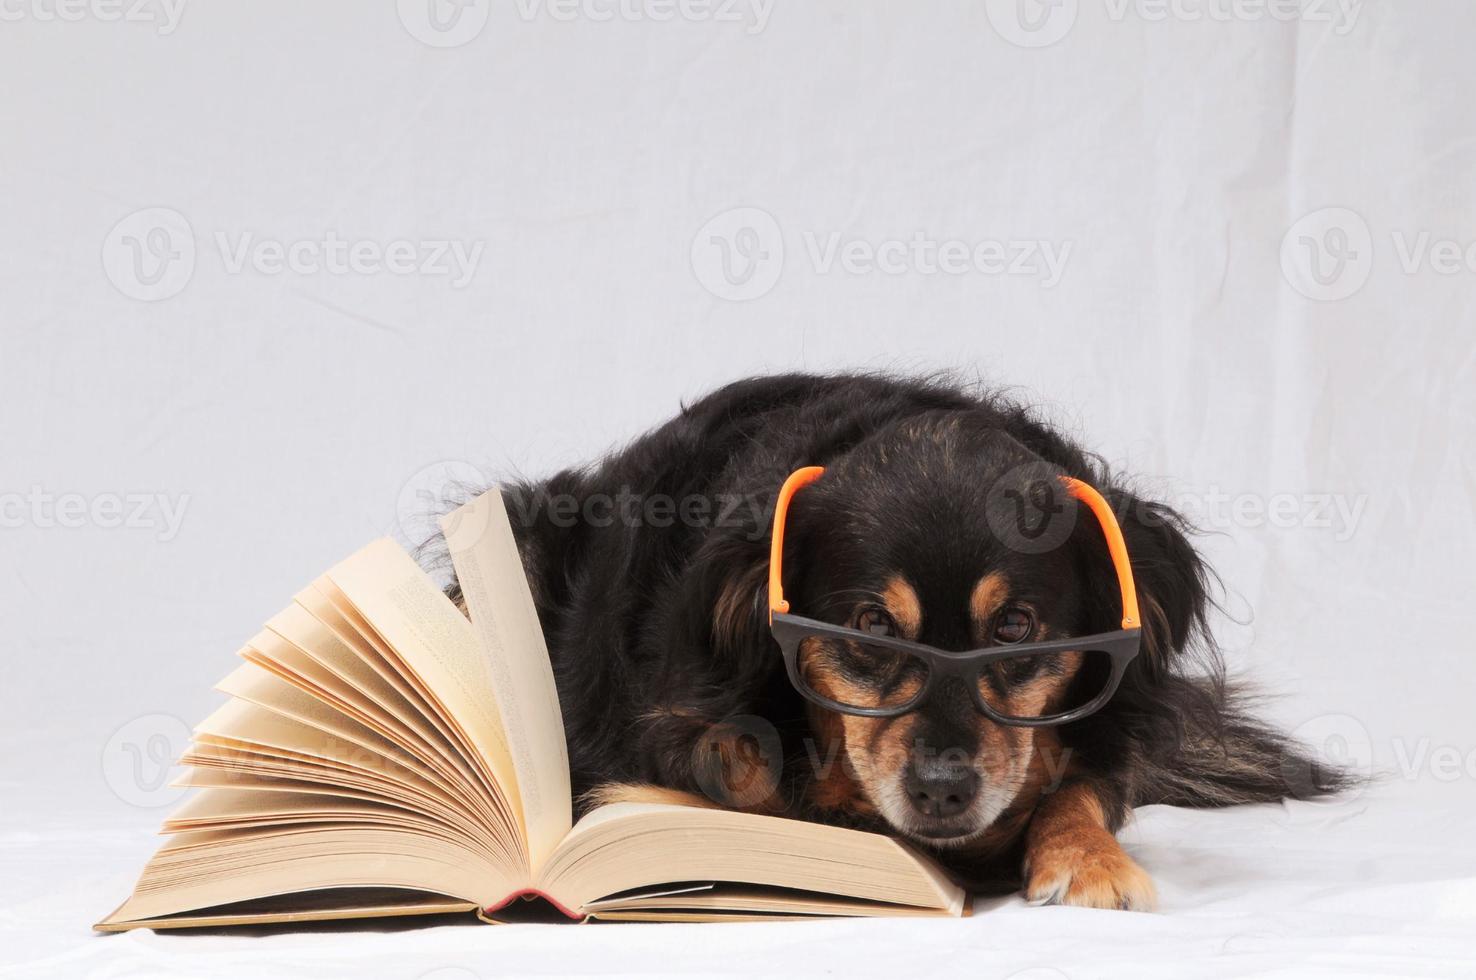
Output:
top-left (438, 372), bottom-right (1344, 910)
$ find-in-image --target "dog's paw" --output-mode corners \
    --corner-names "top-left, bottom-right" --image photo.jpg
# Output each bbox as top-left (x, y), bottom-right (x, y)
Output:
top-left (582, 781), bottom-right (719, 810)
top-left (1023, 829), bottom-right (1157, 912)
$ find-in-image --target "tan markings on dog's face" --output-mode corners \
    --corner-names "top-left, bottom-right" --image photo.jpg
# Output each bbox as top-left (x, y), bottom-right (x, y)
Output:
top-left (796, 613), bottom-right (927, 823)
top-left (881, 576), bottom-right (922, 639)
top-left (796, 576), bottom-right (924, 716)
top-left (804, 699), bottom-right (911, 818)
top-left (796, 634), bottom-right (928, 713)
top-left (805, 707), bottom-right (879, 815)
top-left (977, 649), bottom-right (1087, 720)
top-left (798, 624), bottom-right (1034, 847)
top-left (804, 688), bottom-right (1043, 848)
top-left (969, 571), bottom-right (1011, 639)
top-left (969, 571), bottom-right (1089, 720)
top-left (801, 568), bottom-right (1095, 847)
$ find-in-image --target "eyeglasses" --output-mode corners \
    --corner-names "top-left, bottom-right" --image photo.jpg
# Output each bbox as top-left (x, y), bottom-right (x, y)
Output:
top-left (765, 466), bottom-right (1142, 726)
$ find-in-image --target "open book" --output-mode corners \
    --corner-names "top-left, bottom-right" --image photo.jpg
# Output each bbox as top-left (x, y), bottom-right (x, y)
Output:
top-left (97, 490), bottom-right (967, 929)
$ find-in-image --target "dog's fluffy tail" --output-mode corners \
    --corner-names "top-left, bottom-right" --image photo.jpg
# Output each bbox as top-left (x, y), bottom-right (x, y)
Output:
top-left (1131, 677), bottom-right (1352, 808)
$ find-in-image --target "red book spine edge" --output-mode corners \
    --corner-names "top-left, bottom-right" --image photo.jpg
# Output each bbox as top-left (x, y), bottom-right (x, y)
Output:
top-left (480, 888), bottom-right (583, 921)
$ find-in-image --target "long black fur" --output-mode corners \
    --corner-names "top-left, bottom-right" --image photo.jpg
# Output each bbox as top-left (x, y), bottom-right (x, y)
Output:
top-left (432, 372), bottom-right (1344, 872)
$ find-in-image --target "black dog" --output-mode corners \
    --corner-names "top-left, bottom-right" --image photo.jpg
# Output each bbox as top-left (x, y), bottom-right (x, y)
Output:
top-left (440, 372), bottom-right (1342, 909)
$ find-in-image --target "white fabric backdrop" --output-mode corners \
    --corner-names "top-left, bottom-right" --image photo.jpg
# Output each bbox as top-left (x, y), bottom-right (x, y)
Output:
top-left (3, 1), bottom-right (1474, 977)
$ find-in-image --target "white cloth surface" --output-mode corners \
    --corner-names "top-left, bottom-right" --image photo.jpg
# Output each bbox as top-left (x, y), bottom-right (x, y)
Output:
top-left (3, 0), bottom-right (1475, 977)
top-left (3, 782), bottom-right (1476, 979)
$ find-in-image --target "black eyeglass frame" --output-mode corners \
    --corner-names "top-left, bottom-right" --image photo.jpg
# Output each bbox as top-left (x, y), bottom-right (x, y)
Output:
top-left (770, 612), bottom-right (1141, 726)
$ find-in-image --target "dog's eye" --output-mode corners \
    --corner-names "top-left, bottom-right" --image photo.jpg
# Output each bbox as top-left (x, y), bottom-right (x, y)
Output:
top-left (855, 608), bottom-right (898, 637)
top-left (992, 607), bottom-right (1035, 644)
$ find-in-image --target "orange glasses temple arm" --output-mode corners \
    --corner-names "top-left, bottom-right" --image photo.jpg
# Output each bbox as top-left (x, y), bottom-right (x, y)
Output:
top-left (1060, 477), bottom-right (1141, 630)
top-left (768, 466), bottom-right (825, 622)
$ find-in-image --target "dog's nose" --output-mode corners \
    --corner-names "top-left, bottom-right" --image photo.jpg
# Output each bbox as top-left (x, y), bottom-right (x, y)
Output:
top-left (903, 760), bottom-right (979, 819)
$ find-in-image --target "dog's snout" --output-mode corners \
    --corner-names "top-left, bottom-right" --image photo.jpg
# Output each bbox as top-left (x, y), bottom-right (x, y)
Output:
top-left (903, 758), bottom-right (979, 819)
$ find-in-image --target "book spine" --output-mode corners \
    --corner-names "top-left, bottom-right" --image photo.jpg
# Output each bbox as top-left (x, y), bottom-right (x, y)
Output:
top-left (481, 888), bottom-right (583, 921)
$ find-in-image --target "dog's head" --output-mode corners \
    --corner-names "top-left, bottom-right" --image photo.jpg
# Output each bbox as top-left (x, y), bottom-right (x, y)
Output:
top-left (773, 412), bottom-right (1207, 847)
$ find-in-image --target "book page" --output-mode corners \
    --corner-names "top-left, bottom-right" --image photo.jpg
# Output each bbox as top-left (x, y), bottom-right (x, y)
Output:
top-left (180, 730), bottom-right (503, 858)
top-left (441, 489), bottom-right (572, 872)
top-left (537, 803), bottom-right (965, 917)
top-left (324, 538), bottom-right (525, 852)
top-left (95, 826), bottom-right (513, 927)
top-left (585, 884), bottom-right (961, 920)
top-left (213, 650), bottom-right (516, 851)
top-left (266, 601), bottom-right (455, 762)
top-left (95, 889), bottom-right (479, 932)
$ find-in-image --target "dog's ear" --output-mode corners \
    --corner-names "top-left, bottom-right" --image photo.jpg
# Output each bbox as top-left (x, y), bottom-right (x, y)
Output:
top-left (705, 474), bottom-right (817, 665)
top-left (654, 515), bottom-right (775, 695)
top-left (1097, 487), bottom-right (1215, 677)
top-left (710, 544), bottom-right (771, 657)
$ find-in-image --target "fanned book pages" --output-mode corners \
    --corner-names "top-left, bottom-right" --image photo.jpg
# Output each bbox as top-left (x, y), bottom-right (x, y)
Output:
top-left (96, 490), bottom-right (967, 930)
